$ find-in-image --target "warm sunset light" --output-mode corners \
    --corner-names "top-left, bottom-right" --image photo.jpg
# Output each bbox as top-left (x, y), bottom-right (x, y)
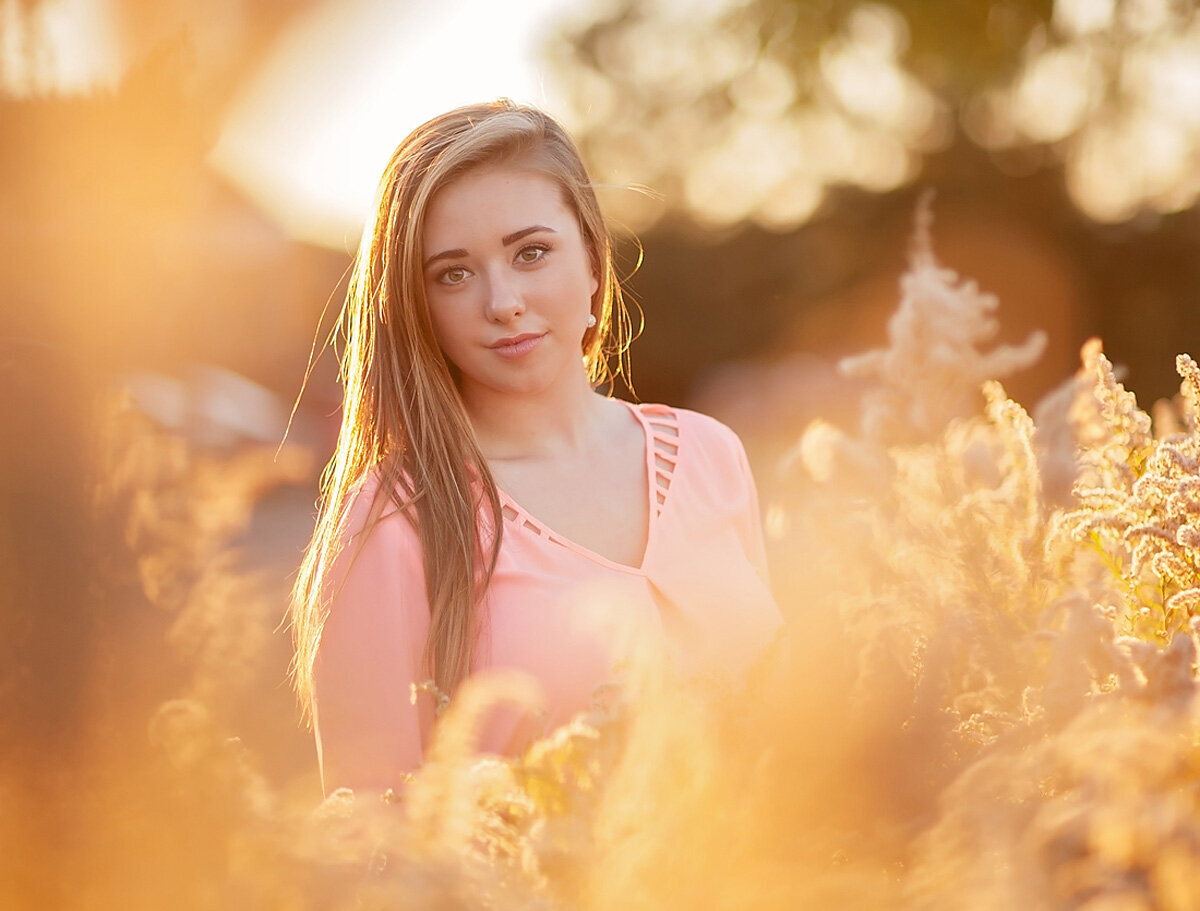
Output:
top-left (9, 2), bottom-right (1200, 909)
top-left (208, 0), bottom-right (578, 250)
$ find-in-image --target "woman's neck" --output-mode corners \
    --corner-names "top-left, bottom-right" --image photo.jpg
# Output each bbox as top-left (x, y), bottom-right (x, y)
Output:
top-left (459, 372), bottom-right (607, 461)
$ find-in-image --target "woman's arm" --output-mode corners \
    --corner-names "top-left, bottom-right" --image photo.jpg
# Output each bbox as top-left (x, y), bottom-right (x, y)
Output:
top-left (312, 482), bottom-right (432, 797)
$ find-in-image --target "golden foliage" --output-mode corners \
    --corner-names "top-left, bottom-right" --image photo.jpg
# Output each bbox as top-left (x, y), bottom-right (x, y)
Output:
top-left (7, 214), bottom-right (1200, 910)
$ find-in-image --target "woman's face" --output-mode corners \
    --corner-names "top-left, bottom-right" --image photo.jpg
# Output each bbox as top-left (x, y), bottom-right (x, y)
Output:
top-left (420, 164), bottom-right (599, 404)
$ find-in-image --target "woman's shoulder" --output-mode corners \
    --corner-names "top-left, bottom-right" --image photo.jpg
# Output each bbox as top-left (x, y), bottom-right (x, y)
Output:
top-left (628, 401), bottom-right (746, 457)
top-left (340, 468), bottom-right (421, 546)
top-left (320, 469), bottom-right (427, 605)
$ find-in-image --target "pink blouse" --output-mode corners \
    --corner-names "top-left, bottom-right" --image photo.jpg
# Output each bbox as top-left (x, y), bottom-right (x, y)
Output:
top-left (312, 402), bottom-right (782, 796)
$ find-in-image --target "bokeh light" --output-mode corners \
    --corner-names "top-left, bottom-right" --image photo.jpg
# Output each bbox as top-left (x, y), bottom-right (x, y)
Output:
top-left (1000, 0), bottom-right (1200, 221)
top-left (552, 0), bottom-right (1200, 230)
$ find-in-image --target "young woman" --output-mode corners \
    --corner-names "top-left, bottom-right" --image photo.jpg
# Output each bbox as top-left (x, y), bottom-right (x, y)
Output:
top-left (292, 100), bottom-right (782, 797)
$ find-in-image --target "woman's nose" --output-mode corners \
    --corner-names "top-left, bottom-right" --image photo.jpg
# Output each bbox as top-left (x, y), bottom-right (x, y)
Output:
top-left (483, 271), bottom-right (524, 323)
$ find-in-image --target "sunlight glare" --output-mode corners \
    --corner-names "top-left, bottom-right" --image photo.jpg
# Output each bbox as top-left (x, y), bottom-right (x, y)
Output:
top-left (209, 0), bottom-right (577, 250)
top-left (0, 0), bottom-right (122, 97)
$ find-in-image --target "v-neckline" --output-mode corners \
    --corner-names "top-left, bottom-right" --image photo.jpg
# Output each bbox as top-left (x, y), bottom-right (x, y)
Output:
top-left (494, 400), bottom-right (678, 575)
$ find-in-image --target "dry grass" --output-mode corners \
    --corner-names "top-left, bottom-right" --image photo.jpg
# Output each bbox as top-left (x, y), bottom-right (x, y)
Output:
top-left (5, 208), bottom-right (1200, 910)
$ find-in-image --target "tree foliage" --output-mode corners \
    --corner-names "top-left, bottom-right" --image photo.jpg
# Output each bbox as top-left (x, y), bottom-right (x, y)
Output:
top-left (549, 0), bottom-right (1200, 229)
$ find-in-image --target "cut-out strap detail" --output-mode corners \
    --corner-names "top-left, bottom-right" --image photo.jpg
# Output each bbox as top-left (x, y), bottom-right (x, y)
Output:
top-left (491, 400), bottom-right (679, 573)
top-left (501, 499), bottom-right (572, 547)
top-left (640, 404), bottom-right (680, 518)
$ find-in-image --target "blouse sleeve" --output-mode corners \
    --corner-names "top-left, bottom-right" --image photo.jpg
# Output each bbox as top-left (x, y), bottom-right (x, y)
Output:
top-left (312, 479), bottom-right (433, 798)
top-left (731, 430), bottom-right (773, 589)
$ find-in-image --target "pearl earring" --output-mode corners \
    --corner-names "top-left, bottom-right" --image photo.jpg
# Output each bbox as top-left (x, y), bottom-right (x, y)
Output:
top-left (587, 313), bottom-right (597, 328)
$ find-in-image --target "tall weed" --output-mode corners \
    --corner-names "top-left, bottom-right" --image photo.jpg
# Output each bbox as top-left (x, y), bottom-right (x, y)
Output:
top-left (6, 204), bottom-right (1200, 909)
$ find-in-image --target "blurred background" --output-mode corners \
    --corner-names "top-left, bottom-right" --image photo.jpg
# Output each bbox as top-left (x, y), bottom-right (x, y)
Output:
top-left (4, 0), bottom-right (1200, 905)
top-left (8, 0), bottom-right (1200, 434)
top-left (7, 0), bottom-right (1200, 413)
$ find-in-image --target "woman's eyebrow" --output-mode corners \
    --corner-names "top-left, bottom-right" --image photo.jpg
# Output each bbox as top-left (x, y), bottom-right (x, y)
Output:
top-left (424, 247), bottom-right (468, 268)
top-left (502, 225), bottom-right (556, 246)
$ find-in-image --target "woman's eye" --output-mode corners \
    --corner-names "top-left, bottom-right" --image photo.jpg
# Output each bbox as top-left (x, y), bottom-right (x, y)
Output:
top-left (438, 266), bottom-right (469, 285)
top-left (516, 244), bottom-right (548, 264)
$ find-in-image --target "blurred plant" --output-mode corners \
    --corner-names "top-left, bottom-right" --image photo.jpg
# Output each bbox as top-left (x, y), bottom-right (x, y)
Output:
top-left (97, 399), bottom-right (312, 706)
top-left (13, 203), bottom-right (1200, 910)
top-left (325, 201), bottom-right (1199, 911)
top-left (1052, 349), bottom-right (1200, 643)
top-left (838, 193), bottom-right (1047, 445)
top-left (905, 619), bottom-right (1200, 911)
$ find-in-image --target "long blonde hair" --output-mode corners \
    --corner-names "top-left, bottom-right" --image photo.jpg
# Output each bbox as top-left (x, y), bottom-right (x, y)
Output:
top-left (291, 100), bottom-right (634, 721)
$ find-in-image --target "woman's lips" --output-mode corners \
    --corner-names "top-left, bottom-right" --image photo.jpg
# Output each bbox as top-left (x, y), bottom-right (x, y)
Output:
top-left (490, 332), bottom-right (545, 358)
